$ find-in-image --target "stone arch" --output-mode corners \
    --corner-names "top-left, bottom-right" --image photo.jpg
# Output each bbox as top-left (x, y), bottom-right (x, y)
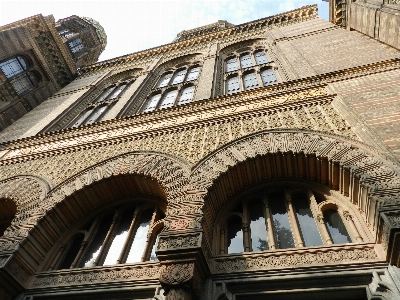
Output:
top-left (190, 129), bottom-right (400, 251)
top-left (0, 151), bottom-right (191, 288)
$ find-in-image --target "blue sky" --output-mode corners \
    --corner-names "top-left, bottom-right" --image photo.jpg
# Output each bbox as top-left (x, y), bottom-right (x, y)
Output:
top-left (0, 1), bottom-right (329, 61)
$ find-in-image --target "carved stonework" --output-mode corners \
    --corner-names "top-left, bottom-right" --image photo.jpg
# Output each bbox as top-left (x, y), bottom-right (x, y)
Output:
top-left (158, 233), bottom-right (202, 252)
top-left (367, 268), bottom-right (400, 300)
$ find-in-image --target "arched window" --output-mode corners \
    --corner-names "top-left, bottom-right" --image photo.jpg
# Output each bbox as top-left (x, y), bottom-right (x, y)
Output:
top-left (218, 187), bottom-right (363, 255)
top-left (0, 199), bottom-right (17, 237)
top-left (141, 63), bottom-right (201, 113)
top-left (0, 56), bottom-right (41, 95)
top-left (69, 81), bottom-right (130, 128)
top-left (223, 50), bottom-right (278, 95)
top-left (56, 203), bottom-right (163, 270)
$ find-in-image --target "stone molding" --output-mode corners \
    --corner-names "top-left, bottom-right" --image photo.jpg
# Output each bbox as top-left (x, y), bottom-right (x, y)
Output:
top-left (214, 243), bottom-right (379, 273)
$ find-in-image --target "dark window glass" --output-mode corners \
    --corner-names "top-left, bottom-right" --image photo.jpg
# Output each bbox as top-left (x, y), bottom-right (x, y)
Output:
top-left (11, 74), bottom-right (34, 94)
top-left (292, 193), bottom-right (323, 247)
top-left (254, 51), bottom-right (268, 65)
top-left (248, 199), bottom-right (269, 251)
top-left (227, 76), bottom-right (240, 94)
top-left (59, 235), bottom-right (84, 270)
top-left (243, 72), bottom-right (259, 90)
top-left (240, 54), bottom-right (253, 68)
top-left (269, 193), bottom-right (295, 249)
top-left (177, 86), bottom-right (194, 105)
top-left (227, 216), bottom-right (244, 254)
top-left (143, 94), bottom-right (161, 112)
top-left (261, 68), bottom-right (278, 86)
top-left (108, 83), bottom-right (127, 99)
top-left (157, 73), bottom-right (173, 88)
top-left (126, 210), bottom-right (153, 263)
top-left (95, 87), bottom-right (115, 103)
top-left (85, 105), bottom-right (109, 125)
top-left (226, 58), bottom-right (238, 72)
top-left (159, 90), bottom-right (178, 109)
top-left (80, 213), bottom-right (113, 268)
top-left (324, 210), bottom-right (352, 244)
top-left (186, 67), bottom-right (200, 81)
top-left (72, 108), bottom-right (94, 127)
top-left (171, 69), bottom-right (187, 85)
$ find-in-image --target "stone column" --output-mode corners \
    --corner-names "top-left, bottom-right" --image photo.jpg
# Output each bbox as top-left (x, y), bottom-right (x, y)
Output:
top-left (285, 190), bottom-right (304, 247)
top-left (307, 190), bottom-right (333, 245)
top-left (342, 211), bottom-right (363, 243)
top-left (263, 195), bottom-right (277, 250)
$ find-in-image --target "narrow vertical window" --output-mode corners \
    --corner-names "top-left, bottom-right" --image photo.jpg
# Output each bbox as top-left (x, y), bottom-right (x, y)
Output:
top-left (269, 193), bottom-right (295, 249)
top-left (171, 69), bottom-right (187, 85)
top-left (324, 210), bottom-right (352, 244)
top-left (227, 216), bottom-right (244, 254)
top-left (254, 51), bottom-right (268, 65)
top-left (95, 86), bottom-right (115, 103)
top-left (157, 73), bottom-right (173, 88)
top-left (261, 68), bottom-right (278, 86)
top-left (177, 86), bottom-right (194, 105)
top-left (159, 90), bottom-right (178, 109)
top-left (108, 83), bottom-right (127, 99)
top-left (240, 54), bottom-right (253, 69)
top-left (72, 108), bottom-right (94, 127)
top-left (85, 105), bottom-right (109, 125)
top-left (248, 199), bottom-right (269, 251)
top-left (143, 94), bottom-right (161, 113)
top-left (226, 76), bottom-right (240, 94)
top-left (243, 72), bottom-right (259, 90)
top-left (292, 193), bottom-right (323, 247)
top-left (126, 210), bottom-right (152, 263)
top-left (186, 66), bottom-right (200, 81)
top-left (226, 58), bottom-right (238, 72)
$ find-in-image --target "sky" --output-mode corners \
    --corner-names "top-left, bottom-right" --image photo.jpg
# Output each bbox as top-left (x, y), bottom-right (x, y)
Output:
top-left (0, 0), bottom-right (329, 62)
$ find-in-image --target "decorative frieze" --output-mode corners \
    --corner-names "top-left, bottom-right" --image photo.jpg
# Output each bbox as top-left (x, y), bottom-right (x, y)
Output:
top-left (158, 233), bottom-right (202, 251)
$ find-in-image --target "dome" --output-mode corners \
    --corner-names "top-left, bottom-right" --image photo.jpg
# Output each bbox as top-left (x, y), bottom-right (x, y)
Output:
top-left (81, 17), bottom-right (107, 53)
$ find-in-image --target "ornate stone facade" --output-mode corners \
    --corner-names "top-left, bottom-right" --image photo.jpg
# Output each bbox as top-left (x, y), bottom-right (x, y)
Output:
top-left (1, 3), bottom-right (400, 300)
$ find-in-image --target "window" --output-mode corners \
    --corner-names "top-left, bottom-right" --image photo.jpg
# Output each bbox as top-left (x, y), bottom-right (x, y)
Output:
top-left (69, 39), bottom-right (84, 53)
top-left (0, 56), bottom-right (41, 95)
top-left (69, 81), bottom-right (130, 128)
top-left (141, 63), bottom-right (201, 113)
top-left (57, 203), bottom-right (163, 269)
top-left (224, 50), bottom-right (278, 95)
top-left (218, 187), bottom-right (361, 255)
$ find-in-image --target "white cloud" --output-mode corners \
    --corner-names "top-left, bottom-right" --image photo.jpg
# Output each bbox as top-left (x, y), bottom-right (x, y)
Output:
top-left (0, 0), bottom-right (329, 61)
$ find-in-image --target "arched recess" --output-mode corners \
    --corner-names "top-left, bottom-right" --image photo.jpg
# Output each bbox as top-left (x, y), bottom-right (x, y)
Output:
top-left (189, 129), bottom-right (400, 253)
top-left (0, 151), bottom-right (191, 290)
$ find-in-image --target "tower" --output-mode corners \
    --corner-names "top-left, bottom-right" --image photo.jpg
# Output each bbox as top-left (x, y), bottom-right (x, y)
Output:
top-left (0, 3), bottom-right (400, 300)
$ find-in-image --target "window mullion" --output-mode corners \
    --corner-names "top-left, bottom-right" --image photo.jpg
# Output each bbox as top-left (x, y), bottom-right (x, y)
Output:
top-left (285, 190), bottom-right (305, 247)
top-left (238, 72), bottom-right (244, 92)
top-left (117, 207), bottom-right (139, 264)
top-left (263, 194), bottom-right (277, 250)
top-left (342, 211), bottom-right (363, 243)
top-left (70, 216), bottom-right (101, 268)
top-left (94, 209), bottom-right (122, 266)
top-left (307, 190), bottom-right (333, 245)
top-left (141, 206), bottom-right (158, 261)
top-left (220, 225), bottom-right (227, 254)
top-left (242, 201), bottom-right (251, 252)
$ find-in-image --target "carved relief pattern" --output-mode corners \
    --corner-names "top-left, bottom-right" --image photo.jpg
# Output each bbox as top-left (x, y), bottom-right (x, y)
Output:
top-left (32, 263), bottom-right (160, 287)
top-left (158, 233), bottom-right (202, 251)
top-left (214, 245), bottom-right (377, 273)
top-left (159, 263), bottom-right (194, 285)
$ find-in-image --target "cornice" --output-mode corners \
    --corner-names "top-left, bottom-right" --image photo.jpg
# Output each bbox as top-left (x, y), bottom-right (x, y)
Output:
top-left (79, 5), bottom-right (318, 74)
top-left (0, 57), bottom-right (399, 164)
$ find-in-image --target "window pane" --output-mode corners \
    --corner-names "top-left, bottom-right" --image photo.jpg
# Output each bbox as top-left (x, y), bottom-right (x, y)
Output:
top-left (269, 193), bottom-right (295, 249)
top-left (85, 105), bottom-right (108, 125)
top-left (103, 208), bottom-right (135, 266)
top-left (226, 58), bottom-right (238, 72)
top-left (149, 233), bottom-right (160, 261)
top-left (249, 199), bottom-right (269, 251)
top-left (171, 69), bottom-right (187, 85)
top-left (324, 210), bottom-right (352, 244)
top-left (226, 76), bottom-right (240, 94)
top-left (11, 74), bottom-right (33, 94)
top-left (108, 83), bottom-right (127, 99)
top-left (177, 86), bottom-right (194, 105)
top-left (143, 94), bottom-right (161, 112)
top-left (95, 87), bottom-right (115, 103)
top-left (126, 210), bottom-right (152, 263)
top-left (186, 67), bottom-right (200, 81)
top-left (227, 216), bottom-right (243, 254)
top-left (261, 69), bottom-right (278, 86)
top-left (0, 58), bottom-right (25, 78)
top-left (71, 44), bottom-right (84, 53)
top-left (240, 54), bottom-right (253, 68)
top-left (292, 193), bottom-right (323, 247)
top-left (58, 235), bottom-right (84, 270)
top-left (69, 39), bottom-right (82, 47)
top-left (255, 51), bottom-right (268, 64)
top-left (243, 72), bottom-right (259, 90)
top-left (72, 108), bottom-right (94, 127)
top-left (159, 90), bottom-right (178, 109)
top-left (80, 214), bottom-right (113, 268)
top-left (157, 73), bottom-right (173, 88)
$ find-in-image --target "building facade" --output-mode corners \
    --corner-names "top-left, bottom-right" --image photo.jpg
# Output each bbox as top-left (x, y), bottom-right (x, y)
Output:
top-left (0, 2), bottom-right (400, 300)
